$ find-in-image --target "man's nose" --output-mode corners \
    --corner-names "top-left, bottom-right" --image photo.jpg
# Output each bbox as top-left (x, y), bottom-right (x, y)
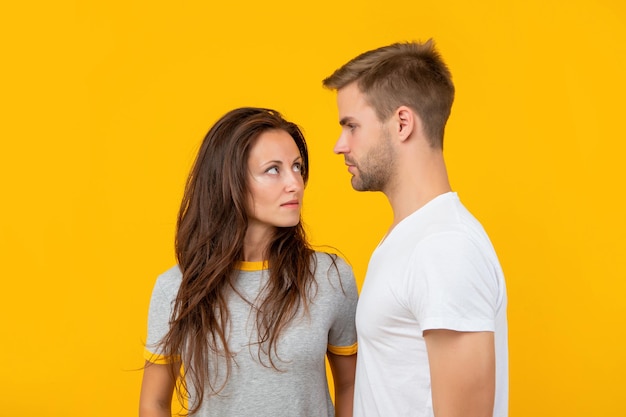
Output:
top-left (333, 132), bottom-right (349, 154)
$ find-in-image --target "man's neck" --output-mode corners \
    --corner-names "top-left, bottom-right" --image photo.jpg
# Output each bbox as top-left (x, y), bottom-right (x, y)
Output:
top-left (384, 153), bottom-right (451, 229)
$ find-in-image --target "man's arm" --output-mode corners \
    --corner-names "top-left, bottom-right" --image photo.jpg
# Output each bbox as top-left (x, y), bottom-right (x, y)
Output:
top-left (327, 351), bottom-right (357, 417)
top-left (424, 329), bottom-right (495, 417)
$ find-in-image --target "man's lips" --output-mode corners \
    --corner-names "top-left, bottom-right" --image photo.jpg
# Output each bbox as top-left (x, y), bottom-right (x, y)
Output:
top-left (344, 158), bottom-right (357, 173)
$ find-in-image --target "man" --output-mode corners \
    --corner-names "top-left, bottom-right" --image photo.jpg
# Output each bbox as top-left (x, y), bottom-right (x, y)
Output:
top-left (323, 40), bottom-right (508, 417)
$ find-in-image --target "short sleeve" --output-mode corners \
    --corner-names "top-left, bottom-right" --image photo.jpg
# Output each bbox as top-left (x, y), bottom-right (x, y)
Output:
top-left (325, 255), bottom-right (358, 355)
top-left (144, 266), bottom-right (182, 363)
top-left (406, 231), bottom-right (499, 334)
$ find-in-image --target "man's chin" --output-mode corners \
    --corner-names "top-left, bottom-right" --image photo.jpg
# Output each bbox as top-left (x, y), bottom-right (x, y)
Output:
top-left (350, 177), bottom-right (366, 192)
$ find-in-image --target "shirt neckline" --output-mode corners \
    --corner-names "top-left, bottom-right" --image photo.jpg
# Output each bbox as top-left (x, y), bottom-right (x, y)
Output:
top-left (235, 260), bottom-right (269, 271)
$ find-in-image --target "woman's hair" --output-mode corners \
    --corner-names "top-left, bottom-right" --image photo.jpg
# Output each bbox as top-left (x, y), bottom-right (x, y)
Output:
top-left (159, 107), bottom-right (314, 414)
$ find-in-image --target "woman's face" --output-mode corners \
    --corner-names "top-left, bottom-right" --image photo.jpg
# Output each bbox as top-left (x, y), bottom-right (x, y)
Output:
top-left (246, 129), bottom-right (304, 236)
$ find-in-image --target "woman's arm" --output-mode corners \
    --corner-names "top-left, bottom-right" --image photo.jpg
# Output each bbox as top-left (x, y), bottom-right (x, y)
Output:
top-left (139, 361), bottom-right (178, 417)
top-left (327, 352), bottom-right (357, 417)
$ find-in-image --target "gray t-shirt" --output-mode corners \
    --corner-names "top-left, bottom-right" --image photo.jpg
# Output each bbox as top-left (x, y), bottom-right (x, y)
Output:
top-left (144, 252), bottom-right (358, 416)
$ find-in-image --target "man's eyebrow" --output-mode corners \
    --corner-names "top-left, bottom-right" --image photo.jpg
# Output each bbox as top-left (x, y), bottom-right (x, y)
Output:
top-left (339, 117), bottom-right (355, 126)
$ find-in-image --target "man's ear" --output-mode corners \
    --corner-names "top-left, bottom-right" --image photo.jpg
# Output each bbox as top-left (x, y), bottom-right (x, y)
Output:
top-left (396, 106), bottom-right (417, 142)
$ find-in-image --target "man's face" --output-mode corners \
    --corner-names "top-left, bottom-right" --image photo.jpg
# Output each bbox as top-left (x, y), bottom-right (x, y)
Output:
top-left (333, 82), bottom-right (395, 192)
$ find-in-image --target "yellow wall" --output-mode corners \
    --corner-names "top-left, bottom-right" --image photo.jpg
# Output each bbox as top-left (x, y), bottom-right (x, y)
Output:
top-left (1, 0), bottom-right (624, 415)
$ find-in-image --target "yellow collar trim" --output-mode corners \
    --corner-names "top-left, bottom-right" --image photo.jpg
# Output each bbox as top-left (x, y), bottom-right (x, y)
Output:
top-left (235, 260), bottom-right (269, 271)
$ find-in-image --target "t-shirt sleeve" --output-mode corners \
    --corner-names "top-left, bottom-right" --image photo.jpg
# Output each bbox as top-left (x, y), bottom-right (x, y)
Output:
top-left (406, 232), bottom-right (499, 334)
top-left (144, 267), bottom-right (181, 364)
top-left (325, 256), bottom-right (358, 355)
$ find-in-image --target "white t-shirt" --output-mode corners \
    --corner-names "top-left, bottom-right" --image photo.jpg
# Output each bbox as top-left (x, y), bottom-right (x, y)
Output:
top-left (354, 192), bottom-right (508, 417)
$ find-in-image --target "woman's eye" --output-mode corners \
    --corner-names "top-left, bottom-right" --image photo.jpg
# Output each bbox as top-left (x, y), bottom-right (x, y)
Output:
top-left (347, 124), bottom-right (356, 131)
top-left (292, 163), bottom-right (302, 172)
top-left (266, 167), bottom-right (279, 174)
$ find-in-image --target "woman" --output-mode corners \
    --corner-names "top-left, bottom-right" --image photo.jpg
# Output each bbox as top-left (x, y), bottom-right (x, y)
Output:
top-left (139, 107), bottom-right (358, 417)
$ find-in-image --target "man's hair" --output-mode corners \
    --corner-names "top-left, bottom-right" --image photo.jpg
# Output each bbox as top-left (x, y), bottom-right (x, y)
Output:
top-left (323, 39), bottom-right (455, 148)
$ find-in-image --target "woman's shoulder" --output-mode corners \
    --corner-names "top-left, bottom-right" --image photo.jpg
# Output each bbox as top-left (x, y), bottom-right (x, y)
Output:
top-left (313, 250), bottom-right (346, 267)
top-left (311, 251), bottom-right (358, 300)
top-left (312, 251), bottom-right (353, 280)
top-left (153, 265), bottom-right (183, 295)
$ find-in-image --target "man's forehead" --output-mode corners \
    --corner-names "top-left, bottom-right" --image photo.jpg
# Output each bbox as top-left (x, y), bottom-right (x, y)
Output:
top-left (338, 85), bottom-right (368, 110)
top-left (337, 82), bottom-right (362, 102)
top-left (337, 86), bottom-right (375, 119)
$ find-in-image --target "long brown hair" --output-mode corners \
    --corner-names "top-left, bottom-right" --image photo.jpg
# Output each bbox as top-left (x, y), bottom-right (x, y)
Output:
top-left (159, 107), bottom-right (314, 414)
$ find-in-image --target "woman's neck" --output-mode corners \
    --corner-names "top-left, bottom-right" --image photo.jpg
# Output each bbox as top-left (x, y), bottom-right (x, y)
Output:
top-left (242, 225), bottom-right (274, 261)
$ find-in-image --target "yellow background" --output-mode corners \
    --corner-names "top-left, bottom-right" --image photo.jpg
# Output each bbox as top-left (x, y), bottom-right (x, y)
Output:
top-left (1, 0), bottom-right (625, 415)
